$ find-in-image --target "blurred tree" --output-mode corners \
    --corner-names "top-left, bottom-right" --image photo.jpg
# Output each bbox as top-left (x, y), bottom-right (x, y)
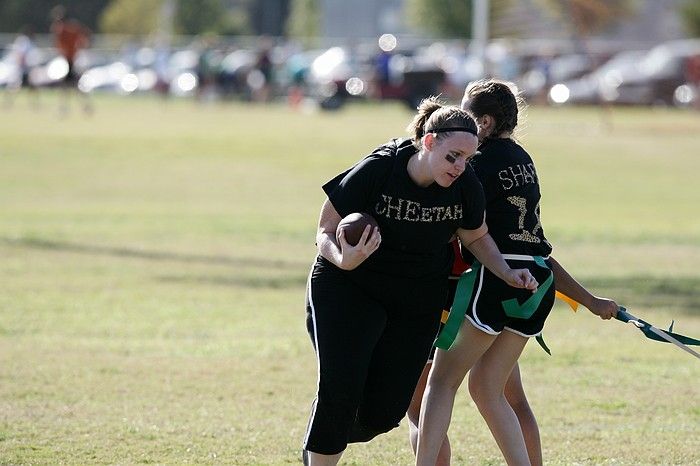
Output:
top-left (536, 0), bottom-right (634, 36)
top-left (99, 0), bottom-right (160, 36)
top-left (406, 0), bottom-right (511, 39)
top-left (174, 0), bottom-right (226, 35)
top-left (0, 0), bottom-right (111, 33)
top-left (219, 1), bottom-right (252, 36)
top-left (680, 0), bottom-right (700, 37)
top-left (249, 0), bottom-right (290, 36)
top-left (100, 0), bottom-right (249, 36)
top-left (286, 0), bottom-right (319, 44)
top-left (407, 0), bottom-right (471, 38)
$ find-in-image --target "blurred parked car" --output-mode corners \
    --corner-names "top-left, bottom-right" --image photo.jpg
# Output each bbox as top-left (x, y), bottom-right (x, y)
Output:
top-left (0, 51), bottom-right (19, 87)
top-left (673, 82), bottom-right (699, 108)
top-left (77, 46), bottom-right (200, 97)
top-left (218, 48), bottom-right (257, 98)
top-left (77, 47), bottom-right (156, 94)
top-left (0, 45), bottom-right (36, 88)
top-left (519, 53), bottom-right (599, 101)
top-left (603, 39), bottom-right (700, 106)
top-left (78, 59), bottom-right (130, 93)
top-left (167, 49), bottom-right (199, 96)
top-left (306, 46), bottom-right (366, 110)
top-left (306, 45), bottom-right (445, 110)
top-left (0, 47), bottom-right (79, 89)
top-left (547, 50), bottom-right (647, 105)
top-left (27, 54), bottom-right (70, 87)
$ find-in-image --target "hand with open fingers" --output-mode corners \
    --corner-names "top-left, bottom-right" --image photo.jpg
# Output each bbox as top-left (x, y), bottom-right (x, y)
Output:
top-left (588, 297), bottom-right (618, 320)
top-left (504, 268), bottom-right (539, 292)
top-left (336, 225), bottom-right (381, 270)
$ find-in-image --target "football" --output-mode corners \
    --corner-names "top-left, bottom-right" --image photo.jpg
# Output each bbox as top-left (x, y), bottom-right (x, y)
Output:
top-left (336, 212), bottom-right (380, 246)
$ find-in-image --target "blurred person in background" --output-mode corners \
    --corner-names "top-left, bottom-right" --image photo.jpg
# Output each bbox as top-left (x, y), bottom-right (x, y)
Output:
top-left (153, 39), bottom-right (171, 97)
top-left (196, 37), bottom-right (221, 102)
top-left (373, 46), bottom-right (392, 99)
top-left (3, 26), bottom-right (40, 109)
top-left (50, 4), bottom-right (92, 115)
top-left (250, 37), bottom-right (273, 103)
top-left (285, 49), bottom-right (308, 109)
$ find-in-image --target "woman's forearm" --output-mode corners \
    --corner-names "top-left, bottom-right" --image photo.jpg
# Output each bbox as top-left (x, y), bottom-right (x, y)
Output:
top-left (316, 199), bottom-right (344, 267)
top-left (464, 233), bottom-right (510, 281)
top-left (317, 230), bottom-right (343, 266)
top-left (548, 256), bottom-right (594, 308)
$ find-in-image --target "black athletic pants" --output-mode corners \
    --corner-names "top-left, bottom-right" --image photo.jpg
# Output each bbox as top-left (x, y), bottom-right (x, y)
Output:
top-left (303, 258), bottom-right (442, 455)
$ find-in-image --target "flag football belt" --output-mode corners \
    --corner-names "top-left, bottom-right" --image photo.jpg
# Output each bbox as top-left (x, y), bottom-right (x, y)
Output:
top-left (435, 255), bottom-right (553, 351)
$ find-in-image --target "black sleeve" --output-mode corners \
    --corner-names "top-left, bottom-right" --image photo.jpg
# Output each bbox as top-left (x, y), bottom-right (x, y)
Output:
top-left (321, 155), bottom-right (391, 218)
top-left (458, 165), bottom-right (486, 230)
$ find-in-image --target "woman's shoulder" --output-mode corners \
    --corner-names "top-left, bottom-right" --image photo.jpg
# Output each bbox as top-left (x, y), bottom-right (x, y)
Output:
top-left (476, 138), bottom-right (534, 166)
top-left (358, 138), bottom-right (414, 169)
top-left (333, 138), bottom-right (404, 184)
top-left (480, 137), bottom-right (524, 151)
top-left (366, 138), bottom-right (414, 160)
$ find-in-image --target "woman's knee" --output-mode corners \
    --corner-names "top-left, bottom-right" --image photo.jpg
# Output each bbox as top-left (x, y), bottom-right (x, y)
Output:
top-left (468, 367), bottom-right (500, 406)
top-left (407, 362), bottom-right (431, 424)
top-left (406, 396), bottom-right (421, 425)
top-left (467, 371), bottom-right (483, 403)
top-left (508, 396), bottom-right (535, 421)
top-left (428, 361), bottom-right (466, 393)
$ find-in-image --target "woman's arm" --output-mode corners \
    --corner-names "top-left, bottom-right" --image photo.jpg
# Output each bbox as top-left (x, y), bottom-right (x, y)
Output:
top-left (457, 223), bottom-right (538, 291)
top-left (316, 199), bottom-right (381, 271)
top-left (548, 256), bottom-right (617, 320)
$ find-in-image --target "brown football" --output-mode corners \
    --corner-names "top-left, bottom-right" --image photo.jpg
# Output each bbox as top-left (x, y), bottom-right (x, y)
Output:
top-left (336, 213), bottom-right (380, 246)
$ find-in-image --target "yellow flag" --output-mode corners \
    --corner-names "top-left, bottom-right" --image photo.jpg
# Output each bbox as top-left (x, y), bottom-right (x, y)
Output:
top-left (555, 291), bottom-right (579, 312)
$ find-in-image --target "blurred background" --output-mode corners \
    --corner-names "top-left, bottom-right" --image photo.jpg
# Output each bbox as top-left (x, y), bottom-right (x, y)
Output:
top-left (1, 0), bottom-right (700, 110)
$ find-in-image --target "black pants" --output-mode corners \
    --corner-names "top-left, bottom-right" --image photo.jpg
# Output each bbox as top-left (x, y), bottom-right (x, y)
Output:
top-left (303, 259), bottom-right (442, 455)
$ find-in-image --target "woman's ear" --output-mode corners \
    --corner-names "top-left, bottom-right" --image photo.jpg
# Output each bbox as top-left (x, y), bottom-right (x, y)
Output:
top-left (423, 132), bottom-right (435, 151)
top-left (481, 115), bottom-right (494, 132)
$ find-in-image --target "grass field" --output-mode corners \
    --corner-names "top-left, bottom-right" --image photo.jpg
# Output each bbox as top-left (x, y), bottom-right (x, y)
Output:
top-left (1, 92), bottom-right (699, 465)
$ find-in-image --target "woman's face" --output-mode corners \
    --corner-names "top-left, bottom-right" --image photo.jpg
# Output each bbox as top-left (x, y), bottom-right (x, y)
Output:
top-left (427, 132), bottom-right (479, 187)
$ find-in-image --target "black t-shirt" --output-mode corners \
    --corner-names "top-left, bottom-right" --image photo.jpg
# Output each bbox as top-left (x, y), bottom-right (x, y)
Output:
top-left (468, 138), bottom-right (552, 257)
top-left (322, 138), bottom-right (485, 280)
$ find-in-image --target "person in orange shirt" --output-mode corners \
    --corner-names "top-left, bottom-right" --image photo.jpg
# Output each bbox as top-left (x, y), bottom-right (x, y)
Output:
top-left (50, 5), bottom-right (92, 113)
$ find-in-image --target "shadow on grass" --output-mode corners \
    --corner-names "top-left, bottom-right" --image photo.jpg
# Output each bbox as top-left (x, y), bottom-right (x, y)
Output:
top-left (2, 236), bottom-right (310, 271)
top-left (5, 237), bottom-right (699, 302)
top-left (583, 276), bottom-right (700, 318)
top-left (157, 273), bottom-right (308, 289)
top-left (154, 273), bottom-right (700, 302)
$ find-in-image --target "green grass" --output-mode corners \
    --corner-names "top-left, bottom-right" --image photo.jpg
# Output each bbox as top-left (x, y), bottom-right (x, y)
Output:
top-left (1, 92), bottom-right (699, 465)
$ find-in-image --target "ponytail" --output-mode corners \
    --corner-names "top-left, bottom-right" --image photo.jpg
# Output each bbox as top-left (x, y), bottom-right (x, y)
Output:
top-left (406, 96), bottom-right (444, 142)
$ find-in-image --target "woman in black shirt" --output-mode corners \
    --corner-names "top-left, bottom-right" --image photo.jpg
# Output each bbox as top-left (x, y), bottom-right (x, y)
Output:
top-left (303, 98), bottom-right (538, 465)
top-left (416, 80), bottom-right (618, 466)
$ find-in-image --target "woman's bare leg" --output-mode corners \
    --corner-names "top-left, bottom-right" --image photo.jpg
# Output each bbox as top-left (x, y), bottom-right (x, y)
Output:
top-left (471, 359), bottom-right (542, 466)
top-left (468, 332), bottom-right (530, 465)
top-left (416, 322), bottom-right (495, 465)
top-left (305, 451), bottom-right (342, 466)
top-left (408, 362), bottom-right (451, 465)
